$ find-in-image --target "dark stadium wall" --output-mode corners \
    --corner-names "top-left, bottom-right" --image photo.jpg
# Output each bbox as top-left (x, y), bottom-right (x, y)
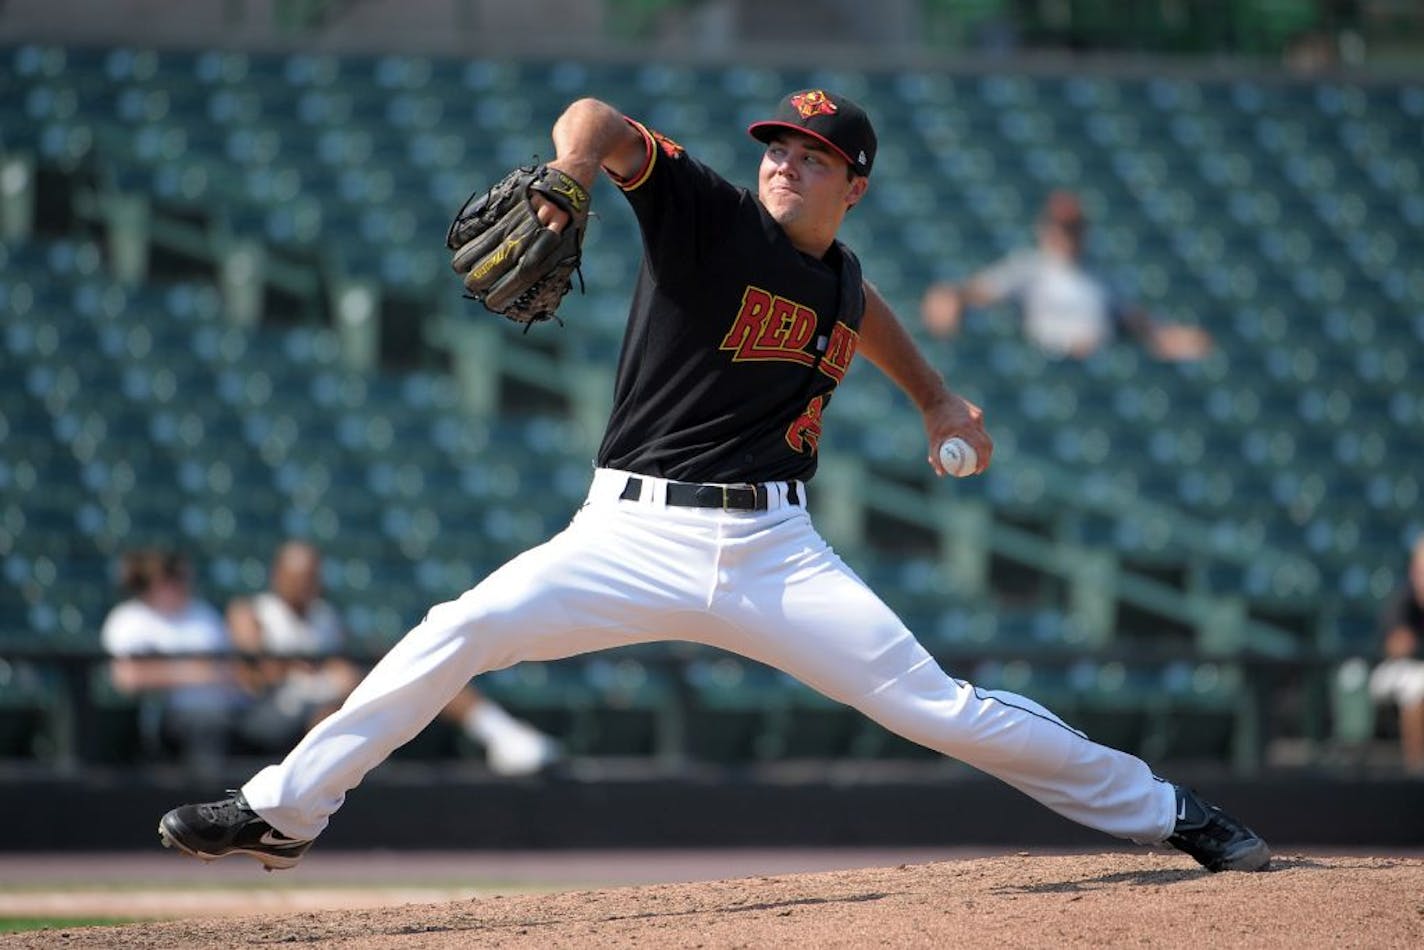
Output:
top-left (1, 771), bottom-right (1419, 851)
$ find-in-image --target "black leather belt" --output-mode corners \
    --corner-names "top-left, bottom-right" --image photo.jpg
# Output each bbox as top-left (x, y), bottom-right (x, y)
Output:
top-left (619, 477), bottom-right (800, 511)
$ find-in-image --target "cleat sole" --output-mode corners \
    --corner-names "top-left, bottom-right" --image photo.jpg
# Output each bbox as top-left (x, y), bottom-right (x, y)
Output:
top-left (157, 818), bottom-right (302, 870)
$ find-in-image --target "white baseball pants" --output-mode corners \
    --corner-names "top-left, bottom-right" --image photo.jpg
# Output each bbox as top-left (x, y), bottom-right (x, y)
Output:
top-left (243, 468), bottom-right (1178, 843)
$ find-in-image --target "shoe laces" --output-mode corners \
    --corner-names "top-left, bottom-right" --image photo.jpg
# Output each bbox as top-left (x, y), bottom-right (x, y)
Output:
top-left (198, 791), bottom-right (252, 825)
top-left (1196, 809), bottom-right (1243, 843)
top-left (1173, 805), bottom-right (1242, 846)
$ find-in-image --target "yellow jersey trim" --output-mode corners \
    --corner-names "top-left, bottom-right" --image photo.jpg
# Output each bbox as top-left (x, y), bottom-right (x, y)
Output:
top-left (604, 117), bottom-right (657, 192)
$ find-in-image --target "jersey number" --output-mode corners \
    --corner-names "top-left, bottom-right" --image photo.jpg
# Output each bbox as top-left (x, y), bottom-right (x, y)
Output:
top-left (785, 395), bottom-right (825, 454)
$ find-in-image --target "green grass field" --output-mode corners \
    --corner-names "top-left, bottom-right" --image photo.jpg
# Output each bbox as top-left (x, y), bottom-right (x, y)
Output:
top-left (0, 917), bottom-right (146, 933)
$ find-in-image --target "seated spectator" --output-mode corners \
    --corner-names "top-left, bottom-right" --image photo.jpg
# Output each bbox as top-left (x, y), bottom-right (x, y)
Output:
top-left (1370, 536), bottom-right (1424, 774)
top-left (921, 190), bottom-right (1213, 361)
top-left (100, 548), bottom-right (246, 771)
top-left (230, 540), bottom-right (560, 776)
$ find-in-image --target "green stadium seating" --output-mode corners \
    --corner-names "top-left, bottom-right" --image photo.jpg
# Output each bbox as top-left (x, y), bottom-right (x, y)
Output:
top-left (3, 42), bottom-right (1421, 768)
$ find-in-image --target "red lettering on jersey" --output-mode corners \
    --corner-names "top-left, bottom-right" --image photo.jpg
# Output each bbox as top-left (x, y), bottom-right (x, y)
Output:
top-left (720, 284), bottom-right (815, 367)
top-left (785, 305), bottom-right (817, 352)
top-left (754, 296), bottom-right (796, 350)
top-left (818, 322), bottom-right (860, 383)
top-left (785, 395), bottom-right (825, 454)
top-left (720, 286), bottom-right (773, 353)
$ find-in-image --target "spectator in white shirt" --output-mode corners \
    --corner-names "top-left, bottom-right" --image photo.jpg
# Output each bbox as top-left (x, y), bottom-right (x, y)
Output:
top-left (101, 548), bottom-right (245, 770)
top-left (921, 190), bottom-right (1212, 361)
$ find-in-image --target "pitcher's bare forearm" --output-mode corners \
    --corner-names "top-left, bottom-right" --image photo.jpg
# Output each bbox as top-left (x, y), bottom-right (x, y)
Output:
top-left (860, 281), bottom-right (954, 413)
top-left (551, 98), bottom-right (646, 187)
top-left (861, 280), bottom-right (992, 474)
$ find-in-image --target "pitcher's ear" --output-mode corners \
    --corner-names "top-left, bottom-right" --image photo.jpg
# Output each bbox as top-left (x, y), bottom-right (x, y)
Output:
top-left (846, 175), bottom-right (869, 208)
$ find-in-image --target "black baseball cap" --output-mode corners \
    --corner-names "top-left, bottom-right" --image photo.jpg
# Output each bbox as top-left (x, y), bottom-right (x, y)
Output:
top-left (748, 90), bottom-right (877, 178)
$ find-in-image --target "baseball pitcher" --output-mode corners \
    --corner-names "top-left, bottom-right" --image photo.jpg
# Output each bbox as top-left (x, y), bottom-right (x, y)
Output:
top-left (159, 91), bottom-right (1268, 874)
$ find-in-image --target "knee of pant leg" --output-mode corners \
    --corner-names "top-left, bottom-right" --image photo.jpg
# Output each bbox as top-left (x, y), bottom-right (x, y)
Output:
top-left (851, 667), bottom-right (981, 754)
top-left (411, 582), bottom-right (534, 671)
top-left (855, 672), bottom-right (1087, 766)
top-left (975, 687), bottom-right (1084, 736)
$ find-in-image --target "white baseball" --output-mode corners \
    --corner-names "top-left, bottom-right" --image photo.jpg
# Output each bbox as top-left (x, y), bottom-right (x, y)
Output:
top-left (938, 437), bottom-right (978, 477)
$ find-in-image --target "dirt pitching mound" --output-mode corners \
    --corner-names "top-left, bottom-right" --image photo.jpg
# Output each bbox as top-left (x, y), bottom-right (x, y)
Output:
top-left (7, 853), bottom-right (1421, 948)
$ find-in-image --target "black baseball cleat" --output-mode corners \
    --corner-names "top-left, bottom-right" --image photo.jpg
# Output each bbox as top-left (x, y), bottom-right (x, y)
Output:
top-left (159, 791), bottom-right (312, 871)
top-left (1166, 785), bottom-right (1271, 872)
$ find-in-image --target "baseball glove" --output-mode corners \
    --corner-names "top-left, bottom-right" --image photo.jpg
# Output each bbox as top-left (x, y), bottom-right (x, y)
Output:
top-left (446, 164), bottom-right (590, 328)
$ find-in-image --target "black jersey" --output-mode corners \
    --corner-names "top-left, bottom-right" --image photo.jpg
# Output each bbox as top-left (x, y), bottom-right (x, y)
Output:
top-left (596, 120), bottom-right (865, 484)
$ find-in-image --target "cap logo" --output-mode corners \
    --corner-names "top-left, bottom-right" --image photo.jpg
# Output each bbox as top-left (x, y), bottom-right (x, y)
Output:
top-left (857, 150), bottom-right (867, 165)
top-left (790, 90), bottom-right (837, 119)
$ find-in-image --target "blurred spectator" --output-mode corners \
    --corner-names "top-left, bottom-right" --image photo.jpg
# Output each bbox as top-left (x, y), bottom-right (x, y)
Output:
top-left (230, 540), bottom-right (561, 776)
top-left (100, 548), bottom-right (245, 771)
top-left (1369, 536), bottom-right (1424, 774)
top-left (921, 190), bottom-right (1213, 361)
top-left (1283, 29), bottom-right (1340, 75)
